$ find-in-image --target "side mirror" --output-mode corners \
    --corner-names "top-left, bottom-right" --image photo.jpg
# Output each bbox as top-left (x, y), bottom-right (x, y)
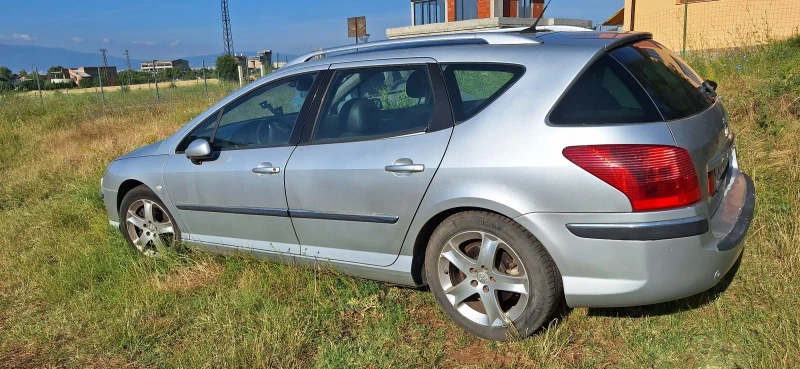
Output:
top-left (185, 139), bottom-right (212, 164)
top-left (702, 80), bottom-right (718, 97)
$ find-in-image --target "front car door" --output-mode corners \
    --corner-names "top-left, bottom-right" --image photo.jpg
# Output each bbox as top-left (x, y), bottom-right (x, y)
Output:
top-left (162, 70), bottom-right (324, 253)
top-left (284, 58), bottom-right (454, 266)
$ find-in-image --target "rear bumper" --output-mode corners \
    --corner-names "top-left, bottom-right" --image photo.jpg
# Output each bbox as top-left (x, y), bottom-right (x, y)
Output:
top-left (515, 170), bottom-right (755, 308)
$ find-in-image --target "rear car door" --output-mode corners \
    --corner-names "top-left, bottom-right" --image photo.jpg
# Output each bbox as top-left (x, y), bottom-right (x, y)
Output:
top-left (284, 58), bottom-right (454, 266)
top-left (162, 71), bottom-right (324, 253)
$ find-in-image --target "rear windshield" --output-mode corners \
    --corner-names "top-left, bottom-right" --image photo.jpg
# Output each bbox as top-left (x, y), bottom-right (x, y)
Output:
top-left (609, 40), bottom-right (714, 120)
top-left (550, 54), bottom-right (662, 125)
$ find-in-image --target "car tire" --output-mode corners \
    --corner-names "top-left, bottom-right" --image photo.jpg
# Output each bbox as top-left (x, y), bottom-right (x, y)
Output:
top-left (118, 185), bottom-right (181, 257)
top-left (424, 211), bottom-right (562, 341)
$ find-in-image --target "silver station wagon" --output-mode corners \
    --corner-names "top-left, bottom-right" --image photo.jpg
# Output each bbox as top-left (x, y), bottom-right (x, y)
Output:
top-left (101, 30), bottom-right (755, 341)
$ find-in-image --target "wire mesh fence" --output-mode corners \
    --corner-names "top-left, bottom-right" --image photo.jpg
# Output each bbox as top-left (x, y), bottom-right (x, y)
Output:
top-left (639, 0), bottom-right (800, 55)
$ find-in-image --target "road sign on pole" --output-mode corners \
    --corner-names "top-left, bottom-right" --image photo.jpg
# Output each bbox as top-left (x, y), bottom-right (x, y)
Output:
top-left (347, 16), bottom-right (367, 44)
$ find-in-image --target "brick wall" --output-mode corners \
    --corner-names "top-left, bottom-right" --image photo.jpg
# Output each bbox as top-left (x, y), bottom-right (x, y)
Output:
top-left (447, 0), bottom-right (455, 21)
top-left (533, 0), bottom-right (544, 18)
top-left (477, 0), bottom-right (491, 18)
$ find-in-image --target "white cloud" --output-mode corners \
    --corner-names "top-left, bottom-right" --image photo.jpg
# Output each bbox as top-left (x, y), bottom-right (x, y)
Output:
top-left (102, 38), bottom-right (110, 44)
top-left (12, 34), bottom-right (36, 41)
top-left (169, 40), bottom-right (181, 47)
top-left (132, 40), bottom-right (157, 46)
top-left (72, 37), bottom-right (85, 43)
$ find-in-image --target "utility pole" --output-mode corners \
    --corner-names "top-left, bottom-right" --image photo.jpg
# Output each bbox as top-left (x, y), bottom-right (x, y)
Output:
top-left (152, 60), bottom-right (160, 100)
top-left (124, 49), bottom-right (133, 87)
top-left (202, 60), bottom-right (208, 98)
top-left (32, 64), bottom-right (43, 105)
top-left (99, 49), bottom-right (107, 105)
top-left (221, 0), bottom-right (234, 55)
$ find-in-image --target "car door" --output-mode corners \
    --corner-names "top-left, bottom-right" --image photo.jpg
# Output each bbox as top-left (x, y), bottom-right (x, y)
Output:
top-left (162, 71), bottom-right (324, 254)
top-left (284, 59), bottom-right (454, 266)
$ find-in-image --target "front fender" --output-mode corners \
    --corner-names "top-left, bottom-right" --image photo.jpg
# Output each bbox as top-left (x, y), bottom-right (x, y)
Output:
top-left (101, 156), bottom-right (187, 236)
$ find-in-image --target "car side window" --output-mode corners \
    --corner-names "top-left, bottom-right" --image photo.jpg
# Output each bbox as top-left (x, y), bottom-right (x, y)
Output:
top-left (549, 54), bottom-right (663, 125)
top-left (211, 73), bottom-right (317, 150)
top-left (177, 73), bottom-right (317, 152)
top-left (441, 63), bottom-right (524, 123)
top-left (176, 112), bottom-right (219, 152)
top-left (312, 65), bottom-right (433, 143)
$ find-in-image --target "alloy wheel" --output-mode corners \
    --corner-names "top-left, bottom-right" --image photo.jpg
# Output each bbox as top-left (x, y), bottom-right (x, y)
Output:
top-left (125, 199), bottom-right (175, 257)
top-left (437, 231), bottom-right (530, 327)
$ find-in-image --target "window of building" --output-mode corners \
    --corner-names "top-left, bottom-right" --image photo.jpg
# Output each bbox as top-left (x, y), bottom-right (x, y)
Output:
top-left (519, 0), bottom-right (532, 18)
top-left (442, 64), bottom-right (526, 123)
top-left (414, 0), bottom-right (445, 25)
top-left (455, 0), bottom-right (479, 21)
top-left (312, 65), bottom-right (434, 143)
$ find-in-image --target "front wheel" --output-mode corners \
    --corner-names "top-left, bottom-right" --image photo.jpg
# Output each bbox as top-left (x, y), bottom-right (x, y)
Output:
top-left (424, 211), bottom-right (562, 341)
top-left (118, 185), bottom-right (181, 257)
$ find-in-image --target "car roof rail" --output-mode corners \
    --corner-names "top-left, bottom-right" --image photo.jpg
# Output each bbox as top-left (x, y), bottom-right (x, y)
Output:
top-left (285, 33), bottom-right (540, 67)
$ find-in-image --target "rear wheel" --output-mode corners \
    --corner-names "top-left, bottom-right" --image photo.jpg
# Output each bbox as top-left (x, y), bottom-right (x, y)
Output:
top-left (424, 211), bottom-right (561, 341)
top-left (118, 185), bottom-right (180, 257)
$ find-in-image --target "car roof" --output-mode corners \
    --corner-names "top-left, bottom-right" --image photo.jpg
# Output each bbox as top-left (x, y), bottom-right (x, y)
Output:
top-left (282, 31), bottom-right (652, 70)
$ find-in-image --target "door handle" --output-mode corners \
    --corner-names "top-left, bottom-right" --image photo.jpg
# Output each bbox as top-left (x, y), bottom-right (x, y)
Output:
top-left (253, 162), bottom-right (280, 175)
top-left (385, 158), bottom-right (424, 174)
top-left (385, 164), bottom-right (425, 173)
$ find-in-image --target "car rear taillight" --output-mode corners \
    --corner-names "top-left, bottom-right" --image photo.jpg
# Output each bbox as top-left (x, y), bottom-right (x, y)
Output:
top-left (563, 145), bottom-right (701, 212)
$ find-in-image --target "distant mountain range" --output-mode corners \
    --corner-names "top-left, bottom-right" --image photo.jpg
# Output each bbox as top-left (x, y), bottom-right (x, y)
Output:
top-left (0, 44), bottom-right (299, 72)
top-left (0, 44), bottom-right (145, 73)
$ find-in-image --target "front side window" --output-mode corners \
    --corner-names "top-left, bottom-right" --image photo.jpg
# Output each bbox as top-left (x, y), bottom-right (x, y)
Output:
top-left (442, 64), bottom-right (525, 123)
top-left (312, 65), bottom-right (434, 143)
top-left (549, 54), bottom-right (663, 125)
top-left (455, 0), bottom-right (478, 20)
top-left (414, 0), bottom-right (445, 25)
top-left (609, 41), bottom-right (714, 120)
top-left (178, 73), bottom-right (317, 152)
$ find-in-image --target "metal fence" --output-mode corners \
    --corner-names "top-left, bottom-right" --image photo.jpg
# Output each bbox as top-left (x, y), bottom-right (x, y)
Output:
top-left (638, 0), bottom-right (800, 55)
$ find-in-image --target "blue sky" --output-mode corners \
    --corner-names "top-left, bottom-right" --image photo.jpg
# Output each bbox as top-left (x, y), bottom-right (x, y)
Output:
top-left (0, 0), bottom-right (622, 59)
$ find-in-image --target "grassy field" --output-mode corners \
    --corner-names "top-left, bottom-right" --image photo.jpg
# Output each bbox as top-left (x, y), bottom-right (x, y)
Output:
top-left (22, 79), bottom-right (222, 97)
top-left (1, 37), bottom-right (798, 368)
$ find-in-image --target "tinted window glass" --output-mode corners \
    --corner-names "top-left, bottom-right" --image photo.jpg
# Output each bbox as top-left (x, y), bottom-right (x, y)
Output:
top-left (610, 41), bottom-right (714, 120)
top-left (443, 64), bottom-right (524, 123)
top-left (211, 73), bottom-right (316, 150)
top-left (550, 54), bottom-right (662, 125)
top-left (176, 112), bottom-right (219, 152)
top-left (312, 65), bottom-right (433, 143)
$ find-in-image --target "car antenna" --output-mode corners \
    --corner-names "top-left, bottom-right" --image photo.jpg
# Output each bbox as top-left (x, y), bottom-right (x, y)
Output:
top-left (520, 0), bottom-right (553, 34)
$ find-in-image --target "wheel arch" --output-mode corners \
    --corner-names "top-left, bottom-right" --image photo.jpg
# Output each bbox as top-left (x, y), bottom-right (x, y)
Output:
top-left (117, 179), bottom-right (146, 213)
top-left (410, 206), bottom-right (512, 286)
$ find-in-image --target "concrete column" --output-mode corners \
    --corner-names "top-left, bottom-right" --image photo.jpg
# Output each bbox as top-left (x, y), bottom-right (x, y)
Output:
top-left (237, 65), bottom-right (244, 87)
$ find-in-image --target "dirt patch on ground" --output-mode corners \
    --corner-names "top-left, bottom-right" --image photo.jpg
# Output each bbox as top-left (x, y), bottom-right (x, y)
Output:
top-left (152, 261), bottom-right (223, 293)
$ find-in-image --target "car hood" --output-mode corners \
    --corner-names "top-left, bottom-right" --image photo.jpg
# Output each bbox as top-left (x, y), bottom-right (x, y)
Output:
top-left (116, 140), bottom-right (165, 160)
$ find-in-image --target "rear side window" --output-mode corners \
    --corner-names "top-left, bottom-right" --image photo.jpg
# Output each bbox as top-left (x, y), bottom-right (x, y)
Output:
top-left (442, 64), bottom-right (524, 123)
top-left (550, 54), bottom-right (662, 125)
top-left (609, 40), bottom-right (714, 120)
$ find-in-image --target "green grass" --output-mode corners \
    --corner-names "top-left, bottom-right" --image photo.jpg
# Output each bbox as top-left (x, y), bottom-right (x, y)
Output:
top-left (1, 37), bottom-right (799, 368)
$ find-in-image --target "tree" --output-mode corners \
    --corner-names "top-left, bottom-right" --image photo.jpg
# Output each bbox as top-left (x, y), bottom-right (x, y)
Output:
top-left (215, 55), bottom-right (238, 81)
top-left (48, 65), bottom-right (65, 73)
top-left (18, 69), bottom-right (28, 78)
top-left (0, 66), bottom-right (12, 82)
